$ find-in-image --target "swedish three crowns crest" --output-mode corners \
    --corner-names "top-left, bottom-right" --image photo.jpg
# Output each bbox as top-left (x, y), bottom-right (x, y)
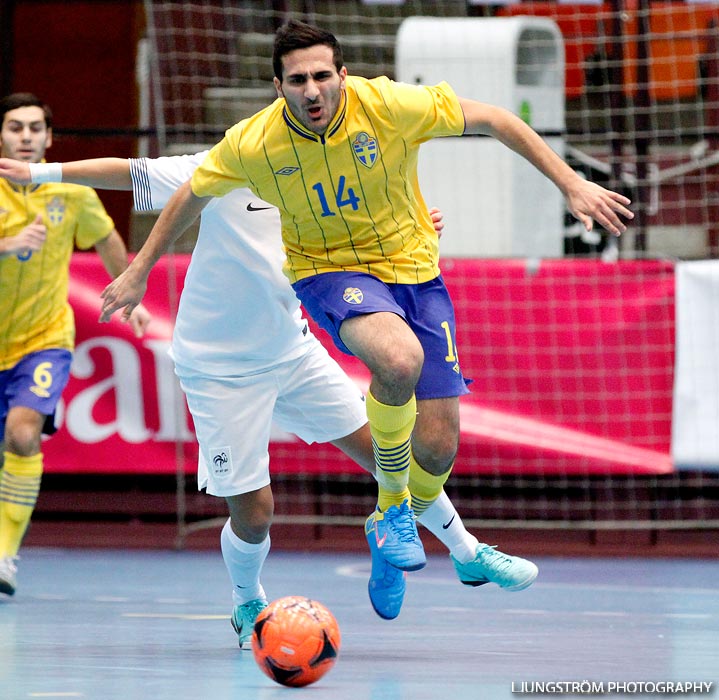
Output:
top-left (352, 132), bottom-right (377, 168)
top-left (46, 196), bottom-right (65, 225)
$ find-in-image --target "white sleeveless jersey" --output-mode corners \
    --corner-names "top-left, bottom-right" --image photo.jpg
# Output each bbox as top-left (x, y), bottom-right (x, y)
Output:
top-left (129, 153), bottom-right (314, 375)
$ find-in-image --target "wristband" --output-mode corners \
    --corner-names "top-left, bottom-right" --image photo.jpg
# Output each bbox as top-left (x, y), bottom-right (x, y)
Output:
top-left (29, 162), bottom-right (63, 183)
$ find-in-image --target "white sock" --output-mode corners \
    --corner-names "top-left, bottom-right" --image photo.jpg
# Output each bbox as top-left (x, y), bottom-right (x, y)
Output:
top-left (220, 518), bottom-right (269, 605)
top-left (417, 491), bottom-right (479, 564)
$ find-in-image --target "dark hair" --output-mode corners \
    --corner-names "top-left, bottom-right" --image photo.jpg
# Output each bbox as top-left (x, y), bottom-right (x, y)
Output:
top-left (0, 92), bottom-right (53, 129)
top-left (272, 19), bottom-right (344, 81)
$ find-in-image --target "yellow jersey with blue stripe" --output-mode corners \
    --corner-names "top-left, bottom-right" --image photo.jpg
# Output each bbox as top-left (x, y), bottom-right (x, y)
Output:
top-left (191, 76), bottom-right (465, 284)
top-left (0, 180), bottom-right (115, 370)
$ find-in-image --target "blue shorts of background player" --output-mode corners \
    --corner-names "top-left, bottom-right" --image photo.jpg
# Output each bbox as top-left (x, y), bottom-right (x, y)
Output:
top-left (293, 271), bottom-right (471, 400)
top-left (0, 349), bottom-right (73, 438)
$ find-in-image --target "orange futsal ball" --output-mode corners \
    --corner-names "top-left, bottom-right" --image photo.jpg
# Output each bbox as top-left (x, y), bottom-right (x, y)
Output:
top-left (251, 596), bottom-right (341, 687)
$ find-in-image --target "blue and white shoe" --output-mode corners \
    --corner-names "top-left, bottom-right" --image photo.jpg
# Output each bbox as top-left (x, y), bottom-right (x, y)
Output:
top-left (364, 500), bottom-right (426, 572)
top-left (451, 544), bottom-right (538, 591)
top-left (231, 598), bottom-right (268, 649)
top-left (366, 519), bottom-right (406, 620)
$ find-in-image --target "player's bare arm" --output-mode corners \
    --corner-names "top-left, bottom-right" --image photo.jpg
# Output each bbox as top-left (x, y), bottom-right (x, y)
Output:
top-left (56, 157), bottom-right (133, 189)
top-left (458, 97), bottom-right (633, 236)
top-left (94, 229), bottom-right (152, 337)
top-left (0, 214), bottom-right (46, 258)
top-left (0, 156), bottom-right (131, 188)
top-left (0, 156), bottom-right (133, 189)
top-left (100, 179), bottom-right (210, 324)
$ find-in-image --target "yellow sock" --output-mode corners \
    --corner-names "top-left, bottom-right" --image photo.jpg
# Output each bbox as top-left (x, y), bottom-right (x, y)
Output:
top-left (365, 391), bottom-right (416, 511)
top-left (408, 453), bottom-right (453, 516)
top-left (0, 452), bottom-right (43, 557)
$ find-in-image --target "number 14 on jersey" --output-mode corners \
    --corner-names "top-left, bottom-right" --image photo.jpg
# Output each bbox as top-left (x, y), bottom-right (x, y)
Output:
top-left (312, 176), bottom-right (360, 217)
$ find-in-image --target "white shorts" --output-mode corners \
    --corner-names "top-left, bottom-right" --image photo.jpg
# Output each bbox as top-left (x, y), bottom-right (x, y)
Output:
top-left (174, 341), bottom-right (367, 497)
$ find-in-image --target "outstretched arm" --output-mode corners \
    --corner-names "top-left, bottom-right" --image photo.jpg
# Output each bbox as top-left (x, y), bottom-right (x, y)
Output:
top-left (0, 157), bottom-right (132, 189)
top-left (60, 158), bottom-right (133, 189)
top-left (100, 180), bottom-right (210, 324)
top-left (458, 98), bottom-right (633, 236)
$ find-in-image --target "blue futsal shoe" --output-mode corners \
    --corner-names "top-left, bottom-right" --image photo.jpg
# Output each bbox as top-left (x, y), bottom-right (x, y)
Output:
top-left (451, 544), bottom-right (538, 591)
top-left (365, 520), bottom-right (406, 620)
top-left (364, 500), bottom-right (426, 572)
top-left (231, 598), bottom-right (268, 649)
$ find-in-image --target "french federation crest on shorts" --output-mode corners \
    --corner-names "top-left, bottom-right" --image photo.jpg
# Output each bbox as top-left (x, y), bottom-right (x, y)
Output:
top-left (343, 287), bottom-right (364, 305)
top-left (46, 196), bottom-right (65, 225)
top-left (210, 447), bottom-right (232, 478)
top-left (352, 132), bottom-right (377, 169)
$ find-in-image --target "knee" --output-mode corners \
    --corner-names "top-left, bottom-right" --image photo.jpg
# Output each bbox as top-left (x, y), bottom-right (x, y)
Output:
top-left (232, 517), bottom-right (271, 544)
top-left (394, 345), bottom-right (424, 386)
top-left (230, 508), bottom-right (272, 543)
top-left (227, 488), bottom-right (274, 543)
top-left (4, 424), bottom-right (41, 456)
top-left (375, 343), bottom-right (424, 394)
top-left (412, 411), bottom-right (460, 474)
top-left (413, 434), bottom-right (458, 475)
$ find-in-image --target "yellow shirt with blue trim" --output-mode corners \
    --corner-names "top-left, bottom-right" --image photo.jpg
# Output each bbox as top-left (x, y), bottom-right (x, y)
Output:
top-left (0, 180), bottom-right (115, 370)
top-left (191, 75), bottom-right (466, 284)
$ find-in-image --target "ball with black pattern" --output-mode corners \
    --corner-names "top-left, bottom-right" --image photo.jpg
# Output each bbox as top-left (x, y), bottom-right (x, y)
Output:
top-left (251, 595), bottom-right (341, 687)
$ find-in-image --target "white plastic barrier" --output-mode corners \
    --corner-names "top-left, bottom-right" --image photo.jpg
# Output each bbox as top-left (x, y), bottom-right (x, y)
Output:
top-left (396, 16), bottom-right (566, 257)
top-left (673, 260), bottom-right (719, 470)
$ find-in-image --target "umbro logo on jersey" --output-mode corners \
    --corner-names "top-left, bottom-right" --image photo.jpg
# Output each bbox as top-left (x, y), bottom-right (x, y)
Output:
top-left (275, 166), bottom-right (299, 175)
top-left (246, 203), bottom-right (273, 212)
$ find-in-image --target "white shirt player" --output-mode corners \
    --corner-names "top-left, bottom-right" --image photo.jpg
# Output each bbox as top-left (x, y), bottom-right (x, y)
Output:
top-left (128, 151), bottom-right (367, 498)
top-left (129, 152), bottom-right (314, 375)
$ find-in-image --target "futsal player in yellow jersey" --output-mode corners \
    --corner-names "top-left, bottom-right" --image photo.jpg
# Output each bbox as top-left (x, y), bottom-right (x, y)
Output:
top-left (0, 93), bottom-right (151, 596)
top-left (192, 74), bottom-right (457, 286)
top-left (99, 21), bottom-right (632, 619)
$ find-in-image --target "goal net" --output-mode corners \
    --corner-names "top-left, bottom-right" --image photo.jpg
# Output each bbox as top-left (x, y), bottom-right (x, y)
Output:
top-left (141, 0), bottom-right (719, 544)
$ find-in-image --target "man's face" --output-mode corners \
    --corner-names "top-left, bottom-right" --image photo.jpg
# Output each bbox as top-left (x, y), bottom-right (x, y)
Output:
top-left (274, 44), bottom-right (346, 135)
top-left (0, 105), bottom-right (51, 162)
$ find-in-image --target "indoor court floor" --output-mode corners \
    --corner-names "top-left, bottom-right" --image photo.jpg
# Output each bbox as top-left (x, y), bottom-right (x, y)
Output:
top-left (1, 548), bottom-right (717, 699)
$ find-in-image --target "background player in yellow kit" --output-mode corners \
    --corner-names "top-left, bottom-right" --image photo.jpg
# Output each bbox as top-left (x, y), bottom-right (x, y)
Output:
top-left (0, 93), bottom-right (151, 596)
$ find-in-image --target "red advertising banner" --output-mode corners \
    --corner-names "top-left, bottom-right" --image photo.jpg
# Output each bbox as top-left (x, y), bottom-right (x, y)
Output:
top-left (43, 255), bottom-right (675, 476)
top-left (43, 254), bottom-right (196, 474)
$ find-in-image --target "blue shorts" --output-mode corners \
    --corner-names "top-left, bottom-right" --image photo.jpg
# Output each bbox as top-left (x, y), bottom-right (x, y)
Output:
top-left (0, 349), bottom-right (73, 437)
top-left (293, 272), bottom-right (470, 400)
